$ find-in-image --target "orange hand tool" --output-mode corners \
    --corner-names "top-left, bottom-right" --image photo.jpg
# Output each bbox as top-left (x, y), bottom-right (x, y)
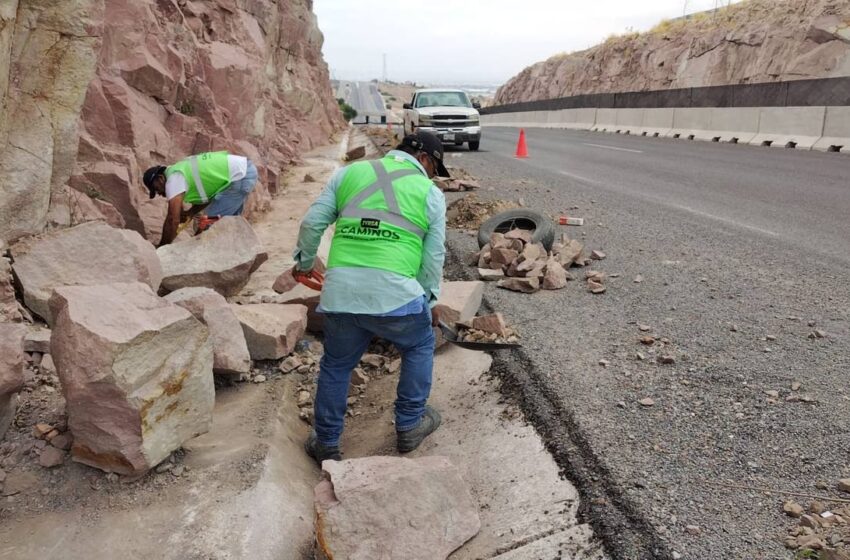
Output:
top-left (292, 268), bottom-right (324, 291)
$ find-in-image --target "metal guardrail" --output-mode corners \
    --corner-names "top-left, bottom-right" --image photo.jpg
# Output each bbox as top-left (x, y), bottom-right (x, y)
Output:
top-left (481, 77), bottom-right (850, 115)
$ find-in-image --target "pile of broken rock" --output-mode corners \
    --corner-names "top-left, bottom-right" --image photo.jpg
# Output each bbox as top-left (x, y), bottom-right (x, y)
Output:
top-left (0, 217), bottom-right (308, 480)
top-left (456, 312), bottom-right (520, 345)
top-left (472, 231), bottom-right (607, 294)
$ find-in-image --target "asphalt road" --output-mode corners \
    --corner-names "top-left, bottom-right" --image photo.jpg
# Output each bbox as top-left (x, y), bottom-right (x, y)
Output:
top-left (443, 128), bottom-right (850, 560)
top-left (337, 80), bottom-right (386, 121)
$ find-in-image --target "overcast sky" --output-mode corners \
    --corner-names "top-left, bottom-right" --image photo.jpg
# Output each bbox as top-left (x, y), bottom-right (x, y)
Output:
top-left (314, 0), bottom-right (745, 86)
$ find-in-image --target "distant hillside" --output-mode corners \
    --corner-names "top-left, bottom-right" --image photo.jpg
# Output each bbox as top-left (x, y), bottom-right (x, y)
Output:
top-left (495, 0), bottom-right (850, 105)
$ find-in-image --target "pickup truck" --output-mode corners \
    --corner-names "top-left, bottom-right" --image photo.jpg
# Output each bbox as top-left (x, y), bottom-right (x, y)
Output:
top-left (403, 89), bottom-right (482, 151)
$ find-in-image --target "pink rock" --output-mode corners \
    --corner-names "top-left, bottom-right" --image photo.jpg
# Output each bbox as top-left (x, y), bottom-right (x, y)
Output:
top-left (315, 456), bottom-right (480, 560)
top-left (230, 303), bottom-right (308, 360)
top-left (471, 313), bottom-right (507, 336)
top-left (0, 257), bottom-right (22, 322)
top-left (542, 260), bottom-right (569, 290)
top-left (165, 287), bottom-right (251, 376)
top-left (50, 282), bottom-right (214, 476)
top-left (0, 324), bottom-right (26, 440)
top-left (497, 277), bottom-right (540, 293)
top-left (11, 222), bottom-right (163, 325)
top-left (157, 217), bottom-right (268, 296)
top-left (504, 229), bottom-right (533, 244)
top-left (67, 187), bottom-right (126, 229)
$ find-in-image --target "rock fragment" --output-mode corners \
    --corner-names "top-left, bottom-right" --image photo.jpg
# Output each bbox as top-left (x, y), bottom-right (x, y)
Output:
top-left (0, 324), bottom-right (26, 440)
top-left (542, 260), bottom-right (569, 290)
top-left (11, 222), bottom-right (163, 324)
top-left (165, 287), bottom-right (251, 376)
top-left (784, 501), bottom-right (804, 518)
top-left (314, 456), bottom-right (480, 560)
top-left (230, 303), bottom-right (308, 360)
top-left (345, 145), bottom-right (366, 161)
top-left (497, 277), bottom-right (540, 293)
top-left (50, 282), bottom-right (214, 476)
top-left (471, 313), bottom-right (507, 336)
top-left (38, 447), bottom-right (66, 468)
top-left (157, 217), bottom-right (268, 296)
top-left (639, 397), bottom-right (655, 407)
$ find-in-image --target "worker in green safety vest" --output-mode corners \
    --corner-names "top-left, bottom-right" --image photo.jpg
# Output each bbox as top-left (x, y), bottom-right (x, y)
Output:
top-left (290, 130), bottom-right (449, 465)
top-left (142, 151), bottom-right (258, 246)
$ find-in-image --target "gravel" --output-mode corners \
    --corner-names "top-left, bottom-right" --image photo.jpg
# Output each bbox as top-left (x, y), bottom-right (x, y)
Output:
top-left (442, 141), bottom-right (850, 560)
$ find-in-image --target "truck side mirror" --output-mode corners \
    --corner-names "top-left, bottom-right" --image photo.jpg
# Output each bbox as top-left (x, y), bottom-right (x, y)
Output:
top-left (403, 103), bottom-right (412, 110)
top-left (472, 101), bottom-right (481, 109)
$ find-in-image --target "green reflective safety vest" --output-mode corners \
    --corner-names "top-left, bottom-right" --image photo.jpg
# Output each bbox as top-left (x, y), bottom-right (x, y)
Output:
top-left (327, 156), bottom-right (432, 278)
top-left (165, 151), bottom-right (231, 205)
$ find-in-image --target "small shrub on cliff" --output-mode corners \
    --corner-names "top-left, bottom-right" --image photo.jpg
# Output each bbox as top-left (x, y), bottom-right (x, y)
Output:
top-left (337, 98), bottom-right (358, 121)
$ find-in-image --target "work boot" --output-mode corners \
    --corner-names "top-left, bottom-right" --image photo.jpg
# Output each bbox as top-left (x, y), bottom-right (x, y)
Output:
top-left (304, 432), bottom-right (342, 465)
top-left (397, 406), bottom-right (442, 454)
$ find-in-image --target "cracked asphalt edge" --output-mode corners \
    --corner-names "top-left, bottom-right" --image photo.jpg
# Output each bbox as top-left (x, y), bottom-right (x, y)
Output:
top-left (444, 241), bottom-right (673, 560)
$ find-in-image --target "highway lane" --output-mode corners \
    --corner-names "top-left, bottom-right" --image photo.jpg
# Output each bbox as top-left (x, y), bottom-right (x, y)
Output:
top-left (337, 80), bottom-right (386, 121)
top-left (444, 128), bottom-right (850, 559)
top-left (481, 127), bottom-right (850, 262)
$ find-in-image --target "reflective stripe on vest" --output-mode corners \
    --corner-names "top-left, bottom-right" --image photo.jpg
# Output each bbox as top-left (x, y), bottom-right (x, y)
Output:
top-left (327, 157), bottom-right (432, 278)
top-left (188, 155), bottom-right (208, 203)
top-left (338, 161), bottom-right (424, 239)
top-left (165, 151), bottom-right (231, 205)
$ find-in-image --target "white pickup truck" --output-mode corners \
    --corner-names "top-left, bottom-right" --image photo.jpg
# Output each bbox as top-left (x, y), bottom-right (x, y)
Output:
top-left (402, 89), bottom-right (482, 151)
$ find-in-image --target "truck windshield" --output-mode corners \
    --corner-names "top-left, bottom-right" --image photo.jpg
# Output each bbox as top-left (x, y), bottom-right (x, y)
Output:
top-left (414, 91), bottom-right (471, 109)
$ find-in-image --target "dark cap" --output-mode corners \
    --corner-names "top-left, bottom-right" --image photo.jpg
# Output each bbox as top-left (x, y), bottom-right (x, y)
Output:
top-left (142, 166), bottom-right (167, 199)
top-left (399, 130), bottom-right (450, 178)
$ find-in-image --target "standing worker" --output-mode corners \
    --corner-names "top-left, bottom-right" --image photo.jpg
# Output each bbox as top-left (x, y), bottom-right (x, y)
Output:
top-left (292, 130), bottom-right (448, 464)
top-left (142, 151), bottom-right (258, 246)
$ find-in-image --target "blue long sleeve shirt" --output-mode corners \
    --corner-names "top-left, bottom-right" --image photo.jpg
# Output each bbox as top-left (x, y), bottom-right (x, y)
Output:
top-left (292, 150), bottom-right (446, 314)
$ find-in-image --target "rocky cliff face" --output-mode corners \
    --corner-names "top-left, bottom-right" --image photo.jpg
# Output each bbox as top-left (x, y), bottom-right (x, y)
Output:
top-left (495, 0), bottom-right (850, 105)
top-left (0, 0), bottom-right (345, 244)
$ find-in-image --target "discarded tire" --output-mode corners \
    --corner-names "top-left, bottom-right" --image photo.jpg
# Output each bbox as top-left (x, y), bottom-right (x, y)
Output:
top-left (477, 209), bottom-right (556, 251)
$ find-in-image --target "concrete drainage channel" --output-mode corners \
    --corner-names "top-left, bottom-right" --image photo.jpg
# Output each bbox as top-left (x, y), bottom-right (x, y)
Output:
top-left (442, 246), bottom-right (667, 560)
top-left (0, 129), bottom-right (607, 560)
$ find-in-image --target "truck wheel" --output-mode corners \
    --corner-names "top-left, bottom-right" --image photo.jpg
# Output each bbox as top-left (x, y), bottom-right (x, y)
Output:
top-left (468, 141), bottom-right (480, 151)
top-left (477, 209), bottom-right (556, 251)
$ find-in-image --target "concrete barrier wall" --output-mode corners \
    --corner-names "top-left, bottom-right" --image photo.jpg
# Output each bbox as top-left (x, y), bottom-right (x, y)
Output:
top-left (749, 106), bottom-right (826, 149)
top-left (481, 105), bottom-right (847, 154)
top-left (707, 107), bottom-right (761, 144)
top-left (614, 109), bottom-right (644, 135)
top-left (813, 106), bottom-right (850, 152)
top-left (640, 108), bottom-right (675, 137)
top-left (667, 108), bottom-right (713, 140)
top-left (547, 108), bottom-right (597, 130)
top-left (592, 109), bottom-right (618, 132)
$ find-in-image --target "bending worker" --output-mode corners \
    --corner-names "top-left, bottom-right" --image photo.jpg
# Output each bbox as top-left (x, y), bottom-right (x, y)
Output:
top-left (292, 130), bottom-right (448, 464)
top-left (142, 151), bottom-right (258, 246)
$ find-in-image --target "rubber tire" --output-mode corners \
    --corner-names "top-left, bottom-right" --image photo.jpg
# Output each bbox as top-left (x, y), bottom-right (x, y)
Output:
top-left (477, 209), bottom-right (556, 251)
top-left (468, 141), bottom-right (480, 151)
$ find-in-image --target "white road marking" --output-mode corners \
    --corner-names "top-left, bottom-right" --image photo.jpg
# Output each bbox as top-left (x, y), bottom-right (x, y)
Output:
top-left (582, 143), bottom-right (644, 154)
top-left (559, 170), bottom-right (601, 185)
top-left (558, 171), bottom-right (779, 238)
top-left (667, 203), bottom-right (779, 237)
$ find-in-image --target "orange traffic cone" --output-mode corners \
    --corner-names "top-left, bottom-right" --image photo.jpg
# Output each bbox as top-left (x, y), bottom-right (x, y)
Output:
top-left (515, 129), bottom-right (529, 158)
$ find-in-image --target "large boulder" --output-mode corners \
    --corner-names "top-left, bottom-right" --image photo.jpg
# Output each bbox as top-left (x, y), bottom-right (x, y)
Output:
top-left (157, 217), bottom-right (268, 296)
top-left (230, 304), bottom-right (307, 360)
top-left (10, 222), bottom-right (162, 325)
top-left (0, 324), bottom-right (26, 440)
top-left (50, 282), bottom-right (214, 476)
top-left (165, 287), bottom-right (251, 376)
top-left (314, 456), bottom-right (480, 560)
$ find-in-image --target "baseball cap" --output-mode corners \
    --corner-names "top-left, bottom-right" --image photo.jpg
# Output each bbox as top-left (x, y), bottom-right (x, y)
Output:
top-left (142, 166), bottom-right (167, 199)
top-left (399, 130), bottom-right (450, 178)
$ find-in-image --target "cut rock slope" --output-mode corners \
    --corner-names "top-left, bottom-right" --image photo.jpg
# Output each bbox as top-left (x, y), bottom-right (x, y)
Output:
top-left (0, 0), bottom-right (345, 244)
top-left (496, 0), bottom-right (850, 104)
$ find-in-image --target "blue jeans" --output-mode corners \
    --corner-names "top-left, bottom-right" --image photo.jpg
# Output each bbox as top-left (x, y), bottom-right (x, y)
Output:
top-left (205, 160), bottom-right (258, 216)
top-left (314, 307), bottom-right (435, 447)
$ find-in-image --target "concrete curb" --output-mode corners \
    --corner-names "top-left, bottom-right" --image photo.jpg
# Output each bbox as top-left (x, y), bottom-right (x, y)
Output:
top-left (483, 105), bottom-right (850, 154)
